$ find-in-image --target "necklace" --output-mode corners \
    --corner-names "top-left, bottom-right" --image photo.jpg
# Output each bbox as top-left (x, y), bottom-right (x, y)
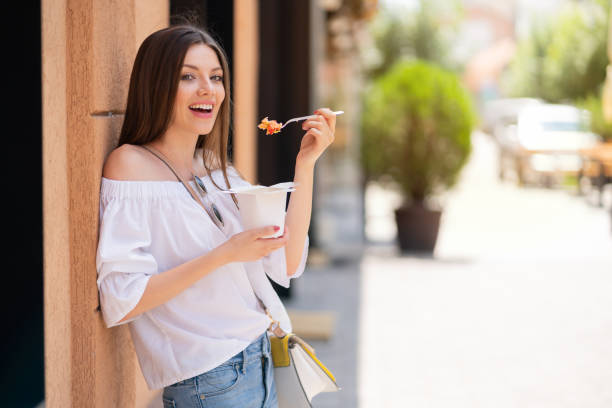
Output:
top-left (192, 173), bottom-right (225, 228)
top-left (140, 144), bottom-right (225, 230)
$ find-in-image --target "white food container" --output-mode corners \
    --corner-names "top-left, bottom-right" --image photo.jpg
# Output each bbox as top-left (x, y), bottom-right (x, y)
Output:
top-left (219, 182), bottom-right (297, 238)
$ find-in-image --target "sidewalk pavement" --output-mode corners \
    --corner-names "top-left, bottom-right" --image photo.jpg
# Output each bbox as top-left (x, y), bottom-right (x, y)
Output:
top-left (283, 255), bottom-right (362, 408)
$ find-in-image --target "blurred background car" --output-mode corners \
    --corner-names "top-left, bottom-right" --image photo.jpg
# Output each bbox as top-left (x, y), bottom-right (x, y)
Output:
top-left (497, 103), bottom-right (602, 187)
top-left (482, 97), bottom-right (543, 135)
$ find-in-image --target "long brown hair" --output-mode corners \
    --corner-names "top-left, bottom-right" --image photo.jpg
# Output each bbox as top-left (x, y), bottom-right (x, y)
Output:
top-left (118, 24), bottom-right (238, 207)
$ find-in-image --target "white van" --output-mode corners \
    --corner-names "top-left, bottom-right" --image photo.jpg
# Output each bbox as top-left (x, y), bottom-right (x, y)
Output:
top-left (501, 104), bottom-right (601, 186)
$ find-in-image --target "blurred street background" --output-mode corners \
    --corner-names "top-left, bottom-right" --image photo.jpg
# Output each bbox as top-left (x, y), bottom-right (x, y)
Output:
top-left (286, 0), bottom-right (612, 407)
top-left (288, 128), bottom-right (612, 407)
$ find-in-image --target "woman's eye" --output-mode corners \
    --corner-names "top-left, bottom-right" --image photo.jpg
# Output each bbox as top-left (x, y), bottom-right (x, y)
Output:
top-left (181, 73), bottom-right (195, 80)
top-left (212, 75), bottom-right (223, 82)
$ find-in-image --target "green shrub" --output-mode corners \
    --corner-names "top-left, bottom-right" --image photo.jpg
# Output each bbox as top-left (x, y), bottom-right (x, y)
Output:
top-left (360, 60), bottom-right (475, 204)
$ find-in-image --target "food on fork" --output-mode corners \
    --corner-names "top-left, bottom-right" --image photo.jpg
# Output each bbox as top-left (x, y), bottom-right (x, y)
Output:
top-left (258, 117), bottom-right (283, 135)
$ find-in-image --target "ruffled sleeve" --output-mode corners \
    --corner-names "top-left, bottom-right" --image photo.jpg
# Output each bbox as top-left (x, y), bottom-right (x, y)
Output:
top-left (225, 166), bottom-right (309, 288)
top-left (96, 193), bottom-right (157, 328)
top-left (262, 235), bottom-right (309, 288)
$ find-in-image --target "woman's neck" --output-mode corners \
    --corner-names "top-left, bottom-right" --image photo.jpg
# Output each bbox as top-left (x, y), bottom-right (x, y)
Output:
top-left (148, 129), bottom-right (199, 178)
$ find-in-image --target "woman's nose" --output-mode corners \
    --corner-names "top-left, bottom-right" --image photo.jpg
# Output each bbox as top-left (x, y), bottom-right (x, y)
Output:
top-left (197, 80), bottom-right (213, 96)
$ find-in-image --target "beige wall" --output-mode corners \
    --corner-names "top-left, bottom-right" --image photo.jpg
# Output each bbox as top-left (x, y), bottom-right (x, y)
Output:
top-left (233, 0), bottom-right (259, 184)
top-left (42, 0), bottom-right (168, 406)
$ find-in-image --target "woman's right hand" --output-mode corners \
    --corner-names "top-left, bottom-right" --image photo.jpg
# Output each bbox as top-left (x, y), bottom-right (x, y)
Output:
top-left (218, 225), bottom-right (289, 263)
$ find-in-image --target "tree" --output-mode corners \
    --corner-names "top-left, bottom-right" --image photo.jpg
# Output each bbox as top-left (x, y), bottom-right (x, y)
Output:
top-left (503, 1), bottom-right (609, 103)
top-left (363, 0), bottom-right (463, 79)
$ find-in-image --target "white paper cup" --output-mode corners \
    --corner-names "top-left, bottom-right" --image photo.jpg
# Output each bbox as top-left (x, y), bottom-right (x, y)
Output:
top-left (236, 190), bottom-right (288, 238)
top-left (220, 182), bottom-right (297, 239)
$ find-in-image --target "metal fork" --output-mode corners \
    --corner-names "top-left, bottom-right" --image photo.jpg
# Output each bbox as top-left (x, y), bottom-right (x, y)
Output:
top-left (281, 110), bottom-right (344, 129)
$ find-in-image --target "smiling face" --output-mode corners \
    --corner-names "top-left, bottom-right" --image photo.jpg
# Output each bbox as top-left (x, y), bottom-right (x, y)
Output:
top-left (169, 43), bottom-right (226, 136)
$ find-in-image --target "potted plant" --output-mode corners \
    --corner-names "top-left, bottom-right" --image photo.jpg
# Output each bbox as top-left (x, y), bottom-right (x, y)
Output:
top-left (361, 60), bottom-right (476, 252)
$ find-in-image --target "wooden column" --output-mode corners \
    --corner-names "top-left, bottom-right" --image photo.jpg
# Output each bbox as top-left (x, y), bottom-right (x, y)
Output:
top-left (42, 0), bottom-right (168, 406)
top-left (42, 0), bottom-right (70, 404)
top-left (233, 0), bottom-right (259, 184)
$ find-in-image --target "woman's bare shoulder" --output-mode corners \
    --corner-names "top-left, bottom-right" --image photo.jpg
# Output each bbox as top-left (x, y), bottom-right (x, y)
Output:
top-left (103, 144), bottom-right (163, 181)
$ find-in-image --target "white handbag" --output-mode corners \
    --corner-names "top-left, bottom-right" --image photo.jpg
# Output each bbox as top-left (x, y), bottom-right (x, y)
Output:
top-left (268, 329), bottom-right (340, 407)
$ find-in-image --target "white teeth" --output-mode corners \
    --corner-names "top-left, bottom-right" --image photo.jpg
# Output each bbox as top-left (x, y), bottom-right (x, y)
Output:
top-left (189, 104), bottom-right (213, 110)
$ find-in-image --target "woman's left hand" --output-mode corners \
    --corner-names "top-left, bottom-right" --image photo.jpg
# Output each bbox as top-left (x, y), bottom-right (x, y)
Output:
top-left (296, 108), bottom-right (337, 168)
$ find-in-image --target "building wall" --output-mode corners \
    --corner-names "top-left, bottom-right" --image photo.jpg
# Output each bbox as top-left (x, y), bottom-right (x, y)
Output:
top-left (311, 2), bottom-right (374, 262)
top-left (42, 1), bottom-right (168, 406)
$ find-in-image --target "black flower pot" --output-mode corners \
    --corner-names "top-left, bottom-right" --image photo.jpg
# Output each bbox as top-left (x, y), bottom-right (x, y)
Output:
top-left (394, 204), bottom-right (442, 253)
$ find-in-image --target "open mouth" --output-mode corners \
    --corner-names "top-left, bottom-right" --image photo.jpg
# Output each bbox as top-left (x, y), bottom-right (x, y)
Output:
top-left (189, 103), bottom-right (214, 114)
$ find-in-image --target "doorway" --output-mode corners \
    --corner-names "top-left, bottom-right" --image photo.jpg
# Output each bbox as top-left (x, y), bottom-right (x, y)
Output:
top-left (1, 1), bottom-right (44, 407)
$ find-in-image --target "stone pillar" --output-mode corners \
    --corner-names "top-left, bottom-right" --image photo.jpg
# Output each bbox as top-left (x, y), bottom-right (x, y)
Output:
top-left (312, 4), bottom-right (367, 261)
top-left (42, 0), bottom-right (168, 406)
top-left (233, 0), bottom-right (259, 184)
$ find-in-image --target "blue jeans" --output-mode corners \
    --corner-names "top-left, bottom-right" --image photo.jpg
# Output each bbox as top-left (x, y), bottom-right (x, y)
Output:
top-left (162, 332), bottom-right (278, 408)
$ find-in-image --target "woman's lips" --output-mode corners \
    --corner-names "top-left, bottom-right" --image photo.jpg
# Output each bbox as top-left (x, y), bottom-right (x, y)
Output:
top-left (189, 108), bottom-right (214, 119)
top-left (188, 102), bottom-right (215, 119)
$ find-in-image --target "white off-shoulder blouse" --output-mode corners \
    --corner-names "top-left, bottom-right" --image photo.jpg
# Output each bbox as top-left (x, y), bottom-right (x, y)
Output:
top-left (95, 166), bottom-right (309, 390)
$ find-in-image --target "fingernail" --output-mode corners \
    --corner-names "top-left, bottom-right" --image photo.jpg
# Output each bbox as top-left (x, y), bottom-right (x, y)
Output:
top-left (274, 226), bottom-right (280, 231)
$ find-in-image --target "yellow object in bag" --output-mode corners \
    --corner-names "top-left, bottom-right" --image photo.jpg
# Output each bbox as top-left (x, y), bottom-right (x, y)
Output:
top-left (270, 333), bottom-right (340, 407)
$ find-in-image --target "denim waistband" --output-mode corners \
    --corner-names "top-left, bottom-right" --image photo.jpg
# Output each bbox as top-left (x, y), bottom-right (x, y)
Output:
top-left (170, 332), bottom-right (271, 387)
top-left (227, 332), bottom-right (271, 364)
top-left (213, 332), bottom-right (271, 377)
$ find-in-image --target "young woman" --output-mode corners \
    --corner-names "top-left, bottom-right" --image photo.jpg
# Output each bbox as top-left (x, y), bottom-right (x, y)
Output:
top-left (95, 24), bottom-right (336, 407)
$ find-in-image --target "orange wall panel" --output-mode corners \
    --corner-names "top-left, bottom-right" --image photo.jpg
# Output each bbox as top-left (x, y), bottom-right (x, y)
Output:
top-left (92, 0), bottom-right (136, 112)
top-left (43, 0), bottom-right (169, 406)
top-left (233, 0), bottom-right (259, 184)
top-left (42, 0), bottom-right (71, 405)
